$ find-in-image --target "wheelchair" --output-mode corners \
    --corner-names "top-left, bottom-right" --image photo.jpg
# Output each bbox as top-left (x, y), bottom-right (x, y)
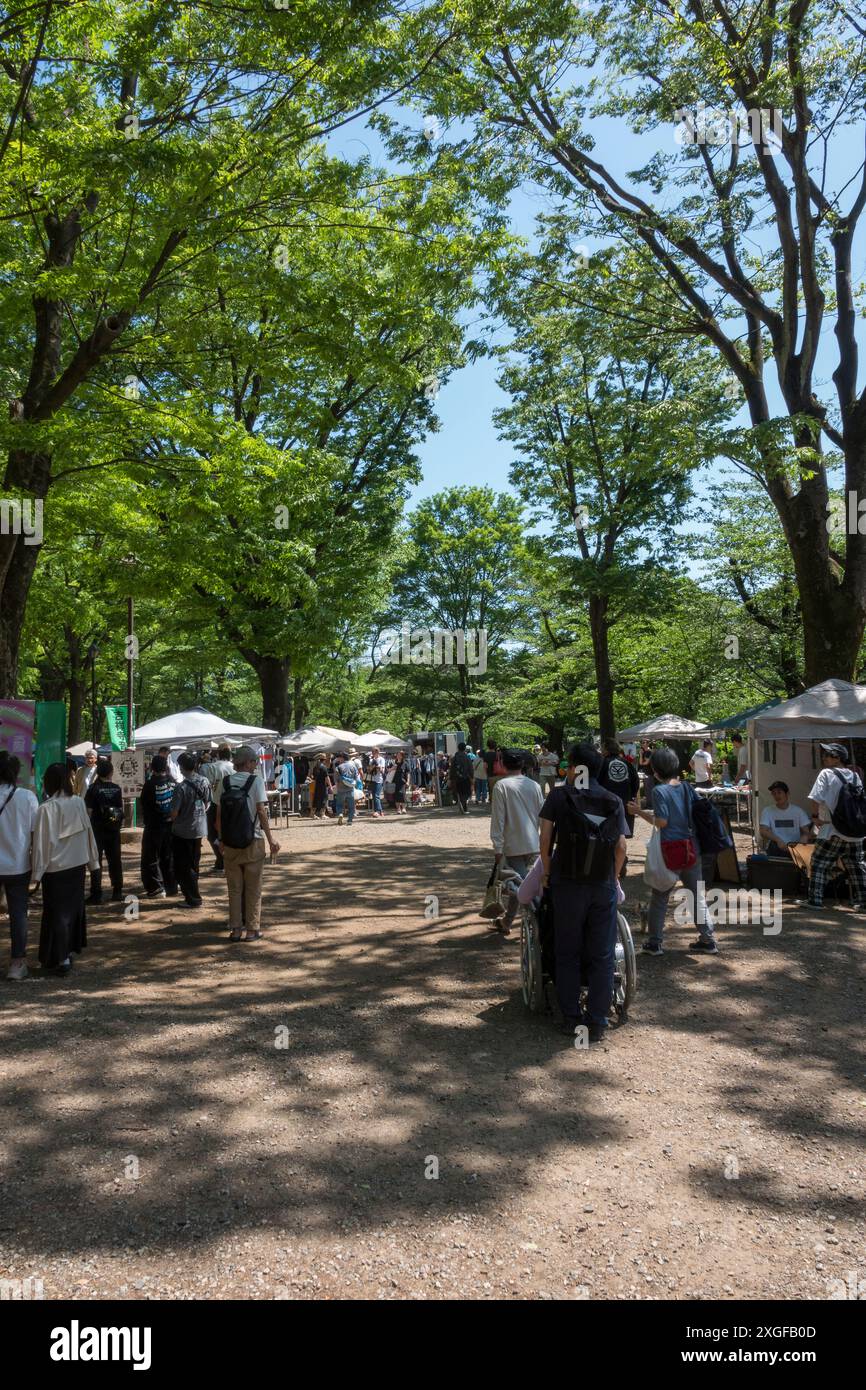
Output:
top-left (519, 886), bottom-right (637, 1024)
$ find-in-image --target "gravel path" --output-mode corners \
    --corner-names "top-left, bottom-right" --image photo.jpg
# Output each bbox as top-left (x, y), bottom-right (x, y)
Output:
top-left (1, 806), bottom-right (863, 1300)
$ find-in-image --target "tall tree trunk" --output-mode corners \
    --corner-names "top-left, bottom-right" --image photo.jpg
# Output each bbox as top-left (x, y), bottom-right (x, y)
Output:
top-left (292, 675), bottom-right (306, 730)
top-left (588, 594), bottom-right (615, 740)
top-left (0, 532), bottom-right (42, 696)
top-left (467, 715), bottom-right (483, 748)
top-left (243, 653), bottom-right (291, 733)
top-left (769, 464), bottom-right (866, 684)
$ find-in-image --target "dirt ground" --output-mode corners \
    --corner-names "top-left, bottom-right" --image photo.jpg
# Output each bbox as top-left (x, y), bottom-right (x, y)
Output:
top-left (0, 803), bottom-right (864, 1302)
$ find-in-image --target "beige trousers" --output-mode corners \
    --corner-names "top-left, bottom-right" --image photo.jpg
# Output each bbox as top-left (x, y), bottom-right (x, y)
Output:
top-left (222, 837), bottom-right (267, 931)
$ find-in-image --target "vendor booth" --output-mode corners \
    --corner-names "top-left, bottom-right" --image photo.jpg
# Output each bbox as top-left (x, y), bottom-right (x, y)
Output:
top-left (616, 714), bottom-right (708, 741)
top-left (353, 729), bottom-right (411, 751)
top-left (746, 679), bottom-right (866, 843)
top-left (134, 706), bottom-right (278, 747)
top-left (280, 725), bottom-right (357, 756)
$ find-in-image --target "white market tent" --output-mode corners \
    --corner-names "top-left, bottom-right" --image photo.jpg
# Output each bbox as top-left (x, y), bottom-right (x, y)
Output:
top-left (66, 740), bottom-right (104, 757)
top-left (747, 679), bottom-right (866, 837)
top-left (280, 724), bottom-right (357, 755)
top-left (353, 728), bottom-right (412, 751)
top-left (616, 714), bottom-right (708, 741)
top-left (133, 705), bottom-right (279, 748)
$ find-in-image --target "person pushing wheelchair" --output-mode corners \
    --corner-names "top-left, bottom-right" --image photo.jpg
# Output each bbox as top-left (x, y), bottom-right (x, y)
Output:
top-left (539, 743), bottom-right (628, 1043)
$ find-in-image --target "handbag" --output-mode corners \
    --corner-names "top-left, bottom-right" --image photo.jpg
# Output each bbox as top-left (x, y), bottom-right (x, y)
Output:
top-left (479, 861), bottom-right (505, 918)
top-left (644, 828), bottom-right (679, 892)
top-left (658, 782), bottom-right (697, 871)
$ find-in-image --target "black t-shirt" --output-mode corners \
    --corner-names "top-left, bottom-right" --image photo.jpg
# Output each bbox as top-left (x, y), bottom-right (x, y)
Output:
top-left (85, 779), bottom-right (124, 830)
top-left (483, 749), bottom-right (497, 775)
top-left (540, 779), bottom-right (627, 881)
top-left (599, 755), bottom-right (640, 833)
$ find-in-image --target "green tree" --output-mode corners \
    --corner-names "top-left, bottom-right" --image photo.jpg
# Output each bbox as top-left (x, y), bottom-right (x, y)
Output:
top-left (404, 0), bottom-right (866, 683)
top-left (494, 245), bottom-right (728, 737)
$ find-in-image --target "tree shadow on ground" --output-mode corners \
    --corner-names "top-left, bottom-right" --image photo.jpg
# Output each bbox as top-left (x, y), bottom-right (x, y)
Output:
top-left (0, 818), bottom-right (863, 1262)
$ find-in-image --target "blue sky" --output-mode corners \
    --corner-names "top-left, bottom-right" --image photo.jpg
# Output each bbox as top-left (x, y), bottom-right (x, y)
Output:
top-left (333, 81), bottom-right (861, 515)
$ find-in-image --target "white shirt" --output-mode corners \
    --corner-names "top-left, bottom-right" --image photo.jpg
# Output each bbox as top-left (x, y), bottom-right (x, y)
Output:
top-left (760, 803), bottom-right (810, 846)
top-left (473, 755), bottom-right (488, 781)
top-left (207, 760), bottom-right (235, 805)
top-left (0, 785), bottom-right (39, 876)
top-left (808, 767), bottom-right (863, 843)
top-left (166, 757), bottom-right (183, 783)
top-left (691, 749), bottom-right (713, 783)
top-left (490, 774), bottom-right (544, 856)
top-left (736, 746), bottom-right (749, 780)
top-left (32, 794), bottom-right (99, 880)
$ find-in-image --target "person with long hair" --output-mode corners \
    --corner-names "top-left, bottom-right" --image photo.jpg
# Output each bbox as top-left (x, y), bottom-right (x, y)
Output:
top-left (392, 750), bottom-right (408, 815)
top-left (310, 755), bottom-right (332, 819)
top-left (32, 762), bottom-right (99, 976)
top-left (0, 751), bottom-right (39, 980)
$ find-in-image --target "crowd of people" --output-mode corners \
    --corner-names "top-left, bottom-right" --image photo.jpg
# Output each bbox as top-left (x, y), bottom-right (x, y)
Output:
top-left (483, 736), bottom-right (866, 1044)
top-left (2, 730), bottom-right (864, 1017)
top-left (0, 743), bottom-right (280, 980)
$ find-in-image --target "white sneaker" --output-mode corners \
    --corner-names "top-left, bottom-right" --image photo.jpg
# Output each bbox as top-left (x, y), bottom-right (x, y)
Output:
top-left (7, 961), bottom-right (28, 981)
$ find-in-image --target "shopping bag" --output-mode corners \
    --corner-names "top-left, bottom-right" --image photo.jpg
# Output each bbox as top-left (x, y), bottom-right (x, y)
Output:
top-left (479, 862), bottom-right (505, 918)
top-left (644, 829), bottom-right (679, 892)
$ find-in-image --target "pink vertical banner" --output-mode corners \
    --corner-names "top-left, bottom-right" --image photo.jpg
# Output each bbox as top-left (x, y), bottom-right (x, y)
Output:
top-left (0, 699), bottom-right (36, 790)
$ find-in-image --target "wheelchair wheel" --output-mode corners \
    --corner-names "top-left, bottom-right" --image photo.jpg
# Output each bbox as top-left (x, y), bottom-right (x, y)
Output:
top-left (613, 911), bottom-right (637, 1019)
top-left (520, 905), bottom-right (545, 1013)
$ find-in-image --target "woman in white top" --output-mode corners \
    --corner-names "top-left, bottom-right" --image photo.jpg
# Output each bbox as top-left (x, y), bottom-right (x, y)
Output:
top-left (32, 762), bottom-right (99, 977)
top-left (0, 751), bottom-right (39, 981)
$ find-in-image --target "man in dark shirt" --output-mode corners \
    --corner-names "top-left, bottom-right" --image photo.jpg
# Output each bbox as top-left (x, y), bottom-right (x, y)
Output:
top-left (539, 743), bottom-right (627, 1043)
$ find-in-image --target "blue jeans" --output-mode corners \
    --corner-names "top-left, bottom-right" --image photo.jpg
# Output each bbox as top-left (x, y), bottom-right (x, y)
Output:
top-left (1, 871), bottom-right (30, 958)
top-left (337, 785), bottom-right (355, 823)
top-left (474, 779), bottom-right (488, 804)
top-left (647, 850), bottom-right (717, 945)
top-left (371, 782), bottom-right (383, 813)
top-left (550, 878), bottom-right (618, 1026)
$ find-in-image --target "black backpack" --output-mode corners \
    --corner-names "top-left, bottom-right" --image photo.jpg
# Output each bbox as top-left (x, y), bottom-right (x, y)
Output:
top-left (219, 774), bottom-right (257, 848)
top-left (556, 786), bottom-right (621, 883)
top-left (687, 784), bottom-right (733, 854)
top-left (830, 770), bottom-right (866, 838)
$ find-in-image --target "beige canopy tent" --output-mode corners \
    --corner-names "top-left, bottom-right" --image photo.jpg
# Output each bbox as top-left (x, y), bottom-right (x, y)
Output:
top-left (280, 725), bottom-right (357, 755)
top-left (747, 679), bottom-right (866, 839)
top-left (353, 729), bottom-right (412, 750)
top-left (616, 714), bottom-right (708, 741)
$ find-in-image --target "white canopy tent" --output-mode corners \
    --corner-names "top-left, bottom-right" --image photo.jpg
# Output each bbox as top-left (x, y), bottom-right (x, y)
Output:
top-left (133, 705), bottom-right (278, 748)
top-left (616, 714), bottom-right (708, 741)
top-left (353, 729), bottom-right (412, 751)
top-left (66, 740), bottom-right (105, 757)
top-left (747, 679), bottom-right (866, 838)
top-left (280, 724), bottom-right (357, 755)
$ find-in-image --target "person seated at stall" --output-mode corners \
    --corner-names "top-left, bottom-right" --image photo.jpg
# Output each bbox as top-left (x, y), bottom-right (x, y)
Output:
top-left (759, 781), bottom-right (812, 858)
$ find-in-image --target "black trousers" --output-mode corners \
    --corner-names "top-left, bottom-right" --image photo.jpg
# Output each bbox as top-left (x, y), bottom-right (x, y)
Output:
top-left (172, 835), bottom-right (202, 904)
top-left (206, 803), bottom-right (223, 870)
top-left (90, 825), bottom-right (123, 900)
top-left (141, 820), bottom-right (178, 894)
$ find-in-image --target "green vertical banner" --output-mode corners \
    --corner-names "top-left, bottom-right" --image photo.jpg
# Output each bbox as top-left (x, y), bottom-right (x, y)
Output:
top-left (34, 701), bottom-right (67, 797)
top-left (105, 705), bottom-right (129, 752)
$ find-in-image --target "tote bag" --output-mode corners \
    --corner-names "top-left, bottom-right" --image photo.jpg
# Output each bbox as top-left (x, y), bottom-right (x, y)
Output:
top-left (644, 828), bottom-right (679, 893)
